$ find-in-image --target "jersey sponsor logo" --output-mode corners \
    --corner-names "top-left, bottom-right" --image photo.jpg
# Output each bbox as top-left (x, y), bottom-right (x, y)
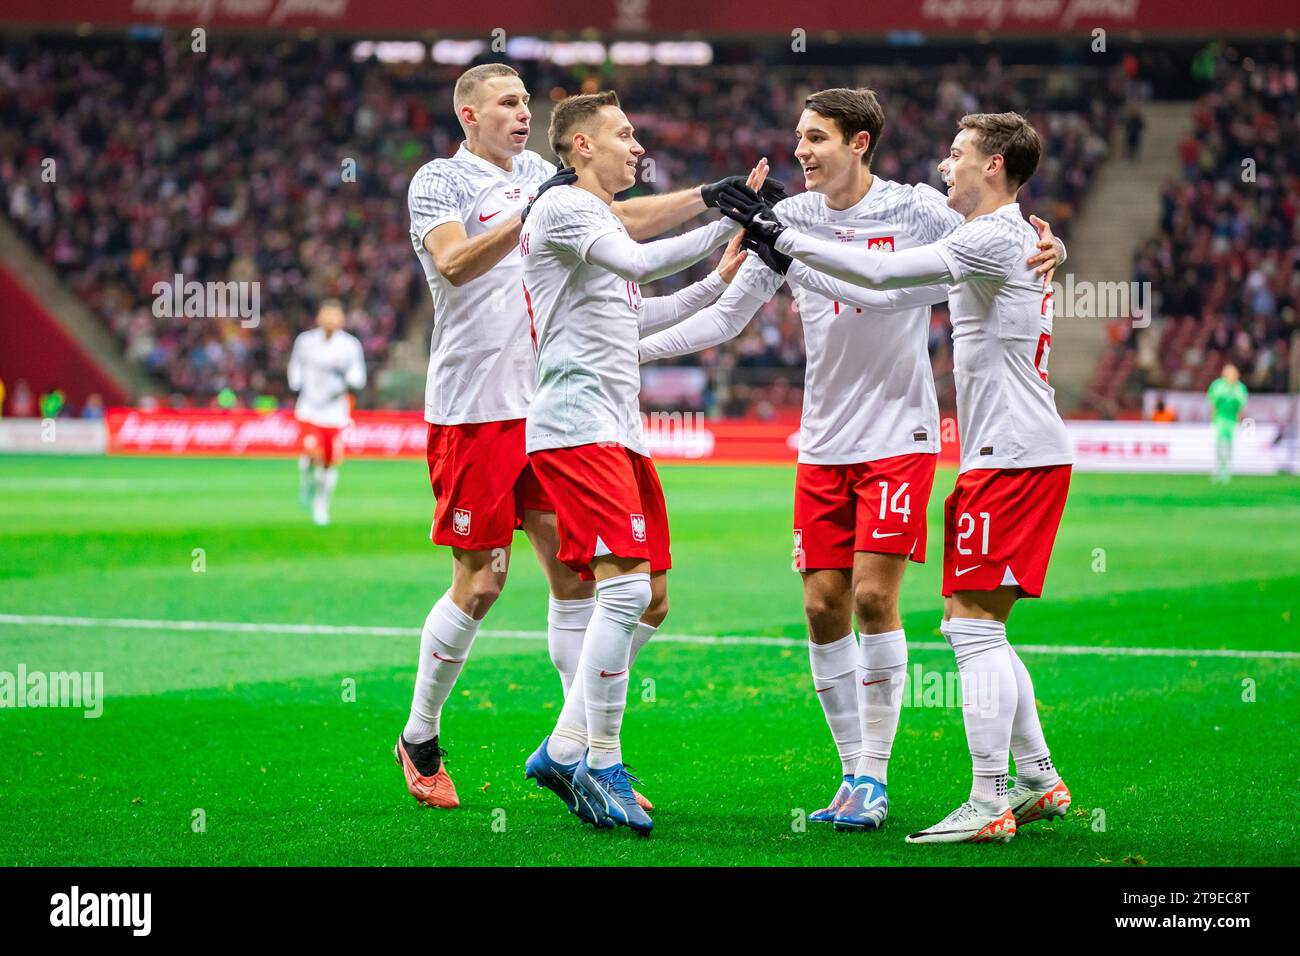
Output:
top-left (953, 564), bottom-right (980, 577)
top-left (867, 236), bottom-right (896, 251)
top-left (452, 508), bottom-right (472, 536)
top-left (479, 210), bottom-right (503, 223)
top-left (630, 513), bottom-right (647, 542)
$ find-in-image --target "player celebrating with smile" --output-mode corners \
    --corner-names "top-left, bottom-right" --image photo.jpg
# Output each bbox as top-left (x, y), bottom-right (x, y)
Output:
top-left (638, 89), bottom-right (1063, 833)
top-left (723, 111), bottom-right (1073, 844)
top-left (518, 91), bottom-right (775, 833)
top-left (400, 63), bottom-right (767, 813)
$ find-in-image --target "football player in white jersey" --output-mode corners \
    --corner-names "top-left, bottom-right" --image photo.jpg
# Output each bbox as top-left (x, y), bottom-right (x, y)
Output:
top-left (398, 63), bottom-right (766, 812)
top-left (518, 90), bottom-right (776, 833)
top-left (637, 89), bottom-right (1064, 833)
top-left (727, 111), bottom-right (1073, 845)
top-left (287, 299), bottom-right (367, 527)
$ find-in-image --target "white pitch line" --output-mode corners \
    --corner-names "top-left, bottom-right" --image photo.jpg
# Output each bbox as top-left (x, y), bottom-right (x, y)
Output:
top-left (0, 613), bottom-right (1296, 661)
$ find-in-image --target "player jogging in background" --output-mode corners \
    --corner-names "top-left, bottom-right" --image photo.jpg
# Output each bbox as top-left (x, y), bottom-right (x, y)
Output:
top-left (287, 299), bottom-right (366, 527)
top-left (726, 111), bottom-right (1073, 845)
top-left (399, 62), bottom-right (769, 812)
top-left (518, 90), bottom-right (773, 834)
top-left (638, 88), bottom-right (1063, 833)
top-left (1207, 364), bottom-right (1248, 483)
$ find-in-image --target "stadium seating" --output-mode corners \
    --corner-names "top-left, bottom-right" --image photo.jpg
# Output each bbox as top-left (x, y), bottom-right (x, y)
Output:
top-left (1082, 49), bottom-right (1298, 415)
top-left (0, 38), bottom-right (1119, 417)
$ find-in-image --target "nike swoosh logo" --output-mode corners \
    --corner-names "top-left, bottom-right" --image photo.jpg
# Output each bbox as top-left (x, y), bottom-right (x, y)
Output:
top-left (432, 652), bottom-right (465, 663)
top-left (814, 686), bottom-right (833, 694)
top-left (954, 565), bottom-right (980, 576)
top-left (479, 210), bottom-right (502, 222)
top-left (862, 678), bottom-right (890, 687)
top-left (599, 669), bottom-right (627, 678)
top-left (872, 530), bottom-right (902, 539)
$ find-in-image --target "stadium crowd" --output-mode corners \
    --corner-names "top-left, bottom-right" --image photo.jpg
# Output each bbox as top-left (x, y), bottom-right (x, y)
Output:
top-left (1084, 46), bottom-right (1299, 416)
top-left (0, 36), bottom-right (1121, 416)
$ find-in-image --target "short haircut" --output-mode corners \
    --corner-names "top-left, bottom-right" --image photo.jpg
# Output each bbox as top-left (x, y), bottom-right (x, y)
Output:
top-left (318, 298), bottom-right (345, 314)
top-left (549, 90), bottom-right (621, 165)
top-left (958, 112), bottom-right (1042, 189)
top-left (452, 63), bottom-right (520, 123)
top-left (804, 88), bottom-right (886, 167)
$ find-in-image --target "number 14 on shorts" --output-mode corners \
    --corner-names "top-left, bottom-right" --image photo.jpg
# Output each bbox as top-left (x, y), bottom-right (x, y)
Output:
top-left (877, 480), bottom-right (912, 521)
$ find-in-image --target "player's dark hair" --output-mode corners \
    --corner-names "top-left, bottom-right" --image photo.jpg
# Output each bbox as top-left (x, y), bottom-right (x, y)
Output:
top-left (804, 88), bottom-right (885, 167)
top-left (548, 90), bottom-right (621, 164)
top-left (958, 112), bottom-right (1042, 190)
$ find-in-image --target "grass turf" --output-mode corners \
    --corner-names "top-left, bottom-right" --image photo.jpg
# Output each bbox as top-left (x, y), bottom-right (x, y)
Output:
top-left (0, 454), bottom-right (1297, 866)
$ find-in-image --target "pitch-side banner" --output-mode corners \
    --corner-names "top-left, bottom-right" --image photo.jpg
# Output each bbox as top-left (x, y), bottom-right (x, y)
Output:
top-left (103, 408), bottom-right (808, 463)
top-left (1064, 421), bottom-right (1288, 474)
top-left (3, 0), bottom-right (1294, 35)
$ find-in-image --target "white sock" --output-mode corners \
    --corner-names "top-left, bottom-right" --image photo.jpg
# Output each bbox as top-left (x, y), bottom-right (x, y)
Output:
top-left (403, 592), bottom-right (480, 744)
top-left (314, 465), bottom-right (338, 509)
top-left (941, 618), bottom-right (1017, 806)
top-left (570, 573), bottom-right (650, 770)
top-left (1008, 646), bottom-right (1058, 787)
top-left (854, 628), bottom-right (907, 784)
top-left (809, 633), bottom-right (861, 777)
top-left (298, 455), bottom-right (313, 489)
top-left (629, 621), bottom-right (656, 668)
top-left (546, 578), bottom-right (653, 767)
top-left (548, 596), bottom-right (595, 696)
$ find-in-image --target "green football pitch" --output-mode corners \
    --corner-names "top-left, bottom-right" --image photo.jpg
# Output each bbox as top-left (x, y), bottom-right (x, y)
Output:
top-left (0, 454), bottom-right (1296, 867)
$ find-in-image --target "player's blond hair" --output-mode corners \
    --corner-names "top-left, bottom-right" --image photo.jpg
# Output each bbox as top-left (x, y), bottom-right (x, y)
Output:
top-left (548, 90), bottom-right (621, 165)
top-left (958, 112), bottom-right (1042, 189)
top-left (452, 63), bottom-right (520, 128)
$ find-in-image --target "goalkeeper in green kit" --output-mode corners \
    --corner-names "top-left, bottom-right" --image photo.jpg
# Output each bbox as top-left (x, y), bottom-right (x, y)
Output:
top-left (1206, 363), bottom-right (1248, 483)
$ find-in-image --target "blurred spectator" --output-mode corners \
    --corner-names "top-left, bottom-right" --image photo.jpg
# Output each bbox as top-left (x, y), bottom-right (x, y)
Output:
top-left (81, 392), bottom-right (105, 419)
top-left (9, 378), bottom-right (35, 417)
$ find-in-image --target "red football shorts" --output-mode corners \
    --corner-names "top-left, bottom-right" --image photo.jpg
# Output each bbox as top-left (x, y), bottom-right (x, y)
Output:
top-left (528, 442), bottom-right (671, 582)
top-left (792, 453), bottom-right (938, 570)
top-left (942, 464), bottom-right (1072, 598)
top-left (426, 418), bottom-right (552, 550)
top-left (300, 423), bottom-right (344, 468)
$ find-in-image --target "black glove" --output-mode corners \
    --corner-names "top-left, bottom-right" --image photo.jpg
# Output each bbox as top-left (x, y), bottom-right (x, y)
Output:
top-left (521, 167), bottom-right (576, 225)
top-left (701, 175), bottom-right (757, 209)
top-left (742, 228), bottom-right (792, 276)
top-left (758, 178), bottom-right (788, 208)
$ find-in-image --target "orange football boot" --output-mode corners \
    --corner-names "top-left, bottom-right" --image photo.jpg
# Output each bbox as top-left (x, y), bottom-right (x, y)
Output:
top-left (394, 736), bottom-right (459, 809)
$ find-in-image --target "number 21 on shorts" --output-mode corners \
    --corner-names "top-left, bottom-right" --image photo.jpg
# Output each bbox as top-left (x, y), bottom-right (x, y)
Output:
top-left (956, 510), bottom-right (990, 555)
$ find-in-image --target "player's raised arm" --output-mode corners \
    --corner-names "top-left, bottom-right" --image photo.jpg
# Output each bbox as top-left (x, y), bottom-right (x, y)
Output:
top-left (635, 232), bottom-right (749, 336)
top-left (786, 260), bottom-right (951, 312)
top-left (610, 157), bottom-right (772, 241)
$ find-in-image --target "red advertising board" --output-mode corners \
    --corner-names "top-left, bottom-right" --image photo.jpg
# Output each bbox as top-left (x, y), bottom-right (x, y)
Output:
top-left (105, 408), bottom-right (813, 463)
